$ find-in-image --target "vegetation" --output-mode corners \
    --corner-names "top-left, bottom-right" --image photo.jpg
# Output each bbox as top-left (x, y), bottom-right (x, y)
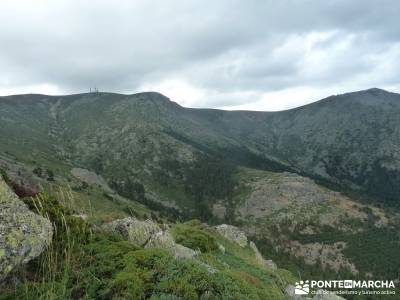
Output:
top-left (171, 220), bottom-right (218, 252)
top-left (254, 222), bottom-right (400, 282)
top-left (0, 168), bottom-right (10, 183)
top-left (110, 178), bottom-right (145, 203)
top-left (182, 153), bottom-right (236, 221)
top-left (2, 90), bottom-right (400, 298)
top-left (0, 193), bottom-right (292, 299)
top-left (22, 193), bottom-right (92, 247)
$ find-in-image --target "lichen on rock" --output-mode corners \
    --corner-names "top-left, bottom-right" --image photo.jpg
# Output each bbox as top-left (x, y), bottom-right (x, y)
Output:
top-left (215, 224), bottom-right (248, 247)
top-left (146, 230), bottom-right (197, 259)
top-left (103, 217), bottom-right (197, 259)
top-left (0, 177), bottom-right (53, 282)
top-left (102, 217), bottom-right (162, 247)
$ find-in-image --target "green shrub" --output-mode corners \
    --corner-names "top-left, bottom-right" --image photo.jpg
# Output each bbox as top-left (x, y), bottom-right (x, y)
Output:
top-left (111, 266), bottom-right (147, 299)
top-left (73, 235), bottom-right (139, 299)
top-left (2, 193), bottom-right (289, 300)
top-left (171, 220), bottom-right (218, 252)
top-left (115, 247), bottom-right (286, 299)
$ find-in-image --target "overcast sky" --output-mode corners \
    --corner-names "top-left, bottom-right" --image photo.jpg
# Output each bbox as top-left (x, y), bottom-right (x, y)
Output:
top-left (0, 0), bottom-right (399, 111)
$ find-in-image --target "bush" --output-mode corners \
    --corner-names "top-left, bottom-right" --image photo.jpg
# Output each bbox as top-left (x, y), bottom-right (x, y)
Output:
top-left (2, 193), bottom-right (289, 299)
top-left (115, 247), bottom-right (274, 299)
top-left (171, 220), bottom-right (218, 252)
top-left (73, 235), bottom-right (140, 299)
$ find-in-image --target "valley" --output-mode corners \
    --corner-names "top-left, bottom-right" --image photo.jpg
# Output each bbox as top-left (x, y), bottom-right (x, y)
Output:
top-left (1, 89), bottom-right (400, 298)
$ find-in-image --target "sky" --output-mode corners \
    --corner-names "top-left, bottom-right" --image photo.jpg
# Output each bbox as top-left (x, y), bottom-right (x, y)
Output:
top-left (0, 0), bottom-right (399, 111)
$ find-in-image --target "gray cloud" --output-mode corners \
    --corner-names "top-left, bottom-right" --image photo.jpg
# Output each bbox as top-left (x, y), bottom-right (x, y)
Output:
top-left (0, 0), bottom-right (399, 110)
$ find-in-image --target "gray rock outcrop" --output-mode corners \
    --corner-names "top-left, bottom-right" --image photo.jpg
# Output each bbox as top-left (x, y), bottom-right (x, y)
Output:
top-left (215, 224), bottom-right (248, 247)
top-left (103, 217), bottom-right (197, 259)
top-left (103, 217), bottom-right (161, 247)
top-left (145, 230), bottom-right (197, 259)
top-left (0, 177), bottom-right (53, 282)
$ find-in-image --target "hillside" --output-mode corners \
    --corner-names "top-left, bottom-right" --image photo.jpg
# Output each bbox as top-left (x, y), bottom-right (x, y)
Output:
top-left (0, 177), bottom-right (299, 299)
top-left (0, 89), bottom-right (400, 297)
top-left (1, 88), bottom-right (400, 207)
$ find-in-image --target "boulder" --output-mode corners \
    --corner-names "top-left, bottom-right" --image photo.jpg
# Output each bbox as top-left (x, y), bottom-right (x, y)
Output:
top-left (217, 243), bottom-right (225, 254)
top-left (264, 259), bottom-right (278, 269)
top-left (145, 230), bottom-right (197, 259)
top-left (103, 218), bottom-right (197, 259)
top-left (127, 219), bottom-right (161, 247)
top-left (145, 230), bottom-right (175, 249)
top-left (215, 224), bottom-right (248, 247)
top-left (102, 217), bottom-right (161, 247)
top-left (0, 178), bottom-right (52, 282)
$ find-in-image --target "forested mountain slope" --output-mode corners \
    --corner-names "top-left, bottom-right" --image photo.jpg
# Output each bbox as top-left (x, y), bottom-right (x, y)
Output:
top-left (1, 89), bottom-right (400, 284)
top-left (1, 88), bottom-right (399, 207)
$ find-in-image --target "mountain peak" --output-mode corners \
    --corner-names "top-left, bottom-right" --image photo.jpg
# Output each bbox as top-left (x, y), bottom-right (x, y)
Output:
top-left (350, 87), bottom-right (399, 106)
top-left (337, 87), bottom-right (391, 98)
top-left (132, 91), bottom-right (170, 100)
top-left (320, 87), bottom-right (400, 109)
top-left (363, 87), bottom-right (390, 95)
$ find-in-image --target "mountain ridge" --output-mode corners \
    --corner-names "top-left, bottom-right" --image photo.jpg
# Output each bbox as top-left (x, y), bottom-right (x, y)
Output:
top-left (1, 87), bottom-right (397, 112)
top-left (1, 88), bottom-right (400, 207)
top-left (1, 87), bottom-right (400, 290)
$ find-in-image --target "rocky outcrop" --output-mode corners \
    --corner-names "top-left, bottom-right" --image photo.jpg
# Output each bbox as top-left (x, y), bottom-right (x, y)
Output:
top-left (0, 159), bottom-right (40, 198)
top-left (215, 224), bottom-right (248, 247)
top-left (236, 168), bottom-right (390, 275)
top-left (215, 225), bottom-right (278, 269)
top-left (103, 217), bottom-right (196, 259)
top-left (145, 230), bottom-right (197, 259)
top-left (103, 217), bottom-right (161, 247)
top-left (0, 178), bottom-right (53, 282)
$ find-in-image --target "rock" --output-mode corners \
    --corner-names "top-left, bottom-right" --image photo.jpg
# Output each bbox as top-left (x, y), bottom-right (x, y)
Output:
top-left (72, 213), bottom-right (88, 220)
top-left (127, 219), bottom-right (161, 247)
top-left (249, 241), bottom-right (277, 269)
top-left (217, 243), bottom-right (225, 254)
top-left (102, 217), bottom-right (161, 247)
top-left (215, 224), bottom-right (248, 247)
top-left (145, 230), bottom-right (197, 259)
top-left (104, 218), bottom-right (197, 259)
top-left (0, 178), bottom-right (53, 282)
top-left (145, 230), bottom-right (175, 249)
top-left (102, 217), bottom-right (135, 237)
top-left (173, 244), bottom-right (198, 259)
top-left (0, 160), bottom-right (40, 198)
top-left (285, 285), bottom-right (306, 300)
top-left (198, 261), bottom-right (218, 274)
top-left (265, 259), bottom-right (277, 269)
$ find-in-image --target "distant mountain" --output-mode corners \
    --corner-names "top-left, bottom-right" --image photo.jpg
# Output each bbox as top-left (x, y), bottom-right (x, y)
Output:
top-left (1, 88), bottom-right (399, 207)
top-left (1, 88), bottom-right (400, 281)
top-left (225, 88), bottom-right (400, 206)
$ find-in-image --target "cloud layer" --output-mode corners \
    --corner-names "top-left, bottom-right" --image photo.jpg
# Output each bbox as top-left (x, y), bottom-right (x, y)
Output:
top-left (0, 0), bottom-right (399, 110)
